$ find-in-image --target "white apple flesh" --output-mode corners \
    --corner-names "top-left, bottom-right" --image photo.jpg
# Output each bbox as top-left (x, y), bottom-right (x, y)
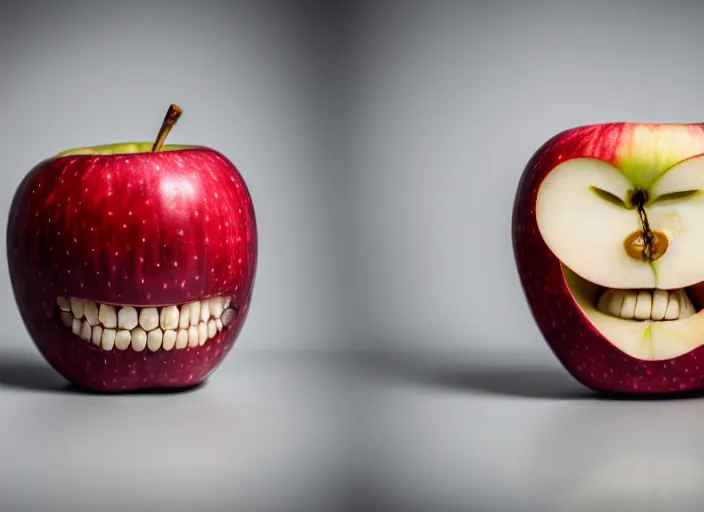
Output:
top-left (536, 158), bottom-right (651, 288)
top-left (536, 155), bottom-right (704, 361)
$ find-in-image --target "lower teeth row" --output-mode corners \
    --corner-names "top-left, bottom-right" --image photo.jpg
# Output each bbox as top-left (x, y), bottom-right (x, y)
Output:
top-left (596, 288), bottom-right (696, 321)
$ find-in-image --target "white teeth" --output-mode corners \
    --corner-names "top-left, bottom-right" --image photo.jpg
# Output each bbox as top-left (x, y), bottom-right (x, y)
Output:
top-left (131, 327), bottom-right (147, 352)
top-left (597, 289), bottom-right (616, 315)
top-left (210, 297), bottom-right (224, 318)
top-left (99, 304), bottom-right (117, 328)
top-left (634, 290), bottom-right (652, 320)
top-left (118, 306), bottom-right (139, 330)
top-left (101, 328), bottom-right (116, 350)
top-left (652, 290), bottom-right (668, 321)
top-left (147, 328), bottom-right (163, 352)
top-left (72, 317), bottom-right (82, 336)
top-left (70, 298), bottom-right (85, 320)
top-left (665, 293), bottom-right (680, 320)
top-left (92, 325), bottom-right (103, 347)
top-left (60, 312), bottom-right (73, 328)
top-left (620, 291), bottom-right (638, 320)
top-left (59, 295), bottom-right (235, 350)
top-left (57, 297), bottom-right (70, 312)
top-left (596, 287), bottom-right (697, 322)
top-left (160, 306), bottom-right (179, 330)
top-left (178, 306), bottom-right (190, 328)
top-left (188, 325), bottom-right (199, 347)
top-left (200, 300), bottom-right (211, 322)
top-left (176, 329), bottom-right (189, 349)
top-left (139, 308), bottom-right (159, 331)
top-left (80, 320), bottom-right (92, 341)
top-left (162, 329), bottom-right (177, 351)
top-left (189, 302), bottom-right (201, 326)
top-left (114, 330), bottom-right (131, 351)
top-left (608, 290), bottom-right (626, 317)
top-left (198, 322), bottom-right (208, 346)
top-left (597, 289), bottom-right (614, 313)
top-left (84, 301), bottom-right (99, 326)
top-left (222, 308), bottom-right (235, 327)
top-left (679, 290), bottom-right (697, 319)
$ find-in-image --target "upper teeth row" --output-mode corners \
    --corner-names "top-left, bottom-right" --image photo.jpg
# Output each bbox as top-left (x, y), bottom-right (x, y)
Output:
top-left (56, 296), bottom-right (235, 351)
top-left (596, 288), bottom-right (696, 321)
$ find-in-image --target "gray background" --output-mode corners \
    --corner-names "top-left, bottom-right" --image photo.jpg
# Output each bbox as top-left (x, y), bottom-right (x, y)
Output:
top-left (3, 0), bottom-right (704, 511)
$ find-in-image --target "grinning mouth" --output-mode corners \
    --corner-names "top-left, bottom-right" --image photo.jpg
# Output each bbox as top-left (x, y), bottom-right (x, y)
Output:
top-left (594, 287), bottom-right (698, 321)
top-left (56, 296), bottom-right (236, 352)
top-left (562, 264), bottom-right (704, 360)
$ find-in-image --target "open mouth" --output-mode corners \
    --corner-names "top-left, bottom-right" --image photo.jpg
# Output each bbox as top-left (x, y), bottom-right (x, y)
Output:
top-left (563, 265), bottom-right (704, 360)
top-left (55, 296), bottom-right (236, 352)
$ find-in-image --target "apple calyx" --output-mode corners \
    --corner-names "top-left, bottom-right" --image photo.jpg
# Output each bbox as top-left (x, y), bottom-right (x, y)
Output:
top-left (152, 104), bottom-right (183, 153)
top-left (624, 229), bottom-right (668, 262)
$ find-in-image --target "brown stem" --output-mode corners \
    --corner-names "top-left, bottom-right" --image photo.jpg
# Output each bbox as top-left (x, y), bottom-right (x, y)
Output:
top-left (636, 204), bottom-right (655, 260)
top-left (629, 189), bottom-right (655, 261)
top-left (152, 104), bottom-right (183, 152)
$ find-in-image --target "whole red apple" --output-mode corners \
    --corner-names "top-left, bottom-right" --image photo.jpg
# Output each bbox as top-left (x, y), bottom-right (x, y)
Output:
top-left (7, 105), bottom-right (257, 392)
top-left (513, 123), bottom-right (704, 394)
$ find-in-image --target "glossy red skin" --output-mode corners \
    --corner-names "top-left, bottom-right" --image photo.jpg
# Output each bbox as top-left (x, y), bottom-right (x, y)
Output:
top-left (513, 124), bottom-right (704, 395)
top-left (7, 146), bottom-right (257, 392)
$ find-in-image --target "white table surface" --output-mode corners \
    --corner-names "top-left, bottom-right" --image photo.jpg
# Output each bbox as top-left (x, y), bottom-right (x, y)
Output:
top-left (2, 346), bottom-right (703, 512)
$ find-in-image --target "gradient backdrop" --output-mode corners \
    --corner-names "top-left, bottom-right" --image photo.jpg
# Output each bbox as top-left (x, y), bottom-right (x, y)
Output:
top-left (3, 1), bottom-right (704, 511)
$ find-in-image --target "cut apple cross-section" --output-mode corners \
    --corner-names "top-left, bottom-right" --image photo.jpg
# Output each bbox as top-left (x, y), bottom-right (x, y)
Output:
top-left (535, 155), bottom-right (704, 360)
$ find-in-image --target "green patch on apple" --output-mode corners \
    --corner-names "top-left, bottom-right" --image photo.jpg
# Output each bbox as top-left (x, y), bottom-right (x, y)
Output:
top-left (614, 123), bottom-right (704, 190)
top-left (55, 142), bottom-right (194, 157)
top-left (618, 158), bottom-right (677, 191)
top-left (642, 324), bottom-right (655, 360)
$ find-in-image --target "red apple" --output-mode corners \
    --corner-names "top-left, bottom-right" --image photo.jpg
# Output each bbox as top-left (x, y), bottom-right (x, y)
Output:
top-left (7, 105), bottom-right (257, 392)
top-left (513, 123), bottom-right (704, 394)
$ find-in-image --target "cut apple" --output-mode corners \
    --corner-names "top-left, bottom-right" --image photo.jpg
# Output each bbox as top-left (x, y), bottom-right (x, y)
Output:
top-left (536, 155), bottom-right (704, 360)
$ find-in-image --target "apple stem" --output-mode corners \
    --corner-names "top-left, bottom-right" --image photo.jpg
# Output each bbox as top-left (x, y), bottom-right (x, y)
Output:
top-left (152, 104), bottom-right (183, 152)
top-left (630, 189), bottom-right (655, 261)
top-left (637, 206), bottom-right (655, 261)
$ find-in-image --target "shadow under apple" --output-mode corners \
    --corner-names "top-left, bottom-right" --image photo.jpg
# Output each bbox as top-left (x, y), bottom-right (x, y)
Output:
top-left (0, 351), bottom-right (71, 393)
top-left (377, 349), bottom-right (704, 401)
top-left (374, 349), bottom-right (588, 399)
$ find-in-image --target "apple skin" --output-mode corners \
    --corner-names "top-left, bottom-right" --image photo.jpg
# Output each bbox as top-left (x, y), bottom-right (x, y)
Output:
top-left (7, 145), bottom-right (257, 392)
top-left (513, 123), bottom-right (704, 395)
